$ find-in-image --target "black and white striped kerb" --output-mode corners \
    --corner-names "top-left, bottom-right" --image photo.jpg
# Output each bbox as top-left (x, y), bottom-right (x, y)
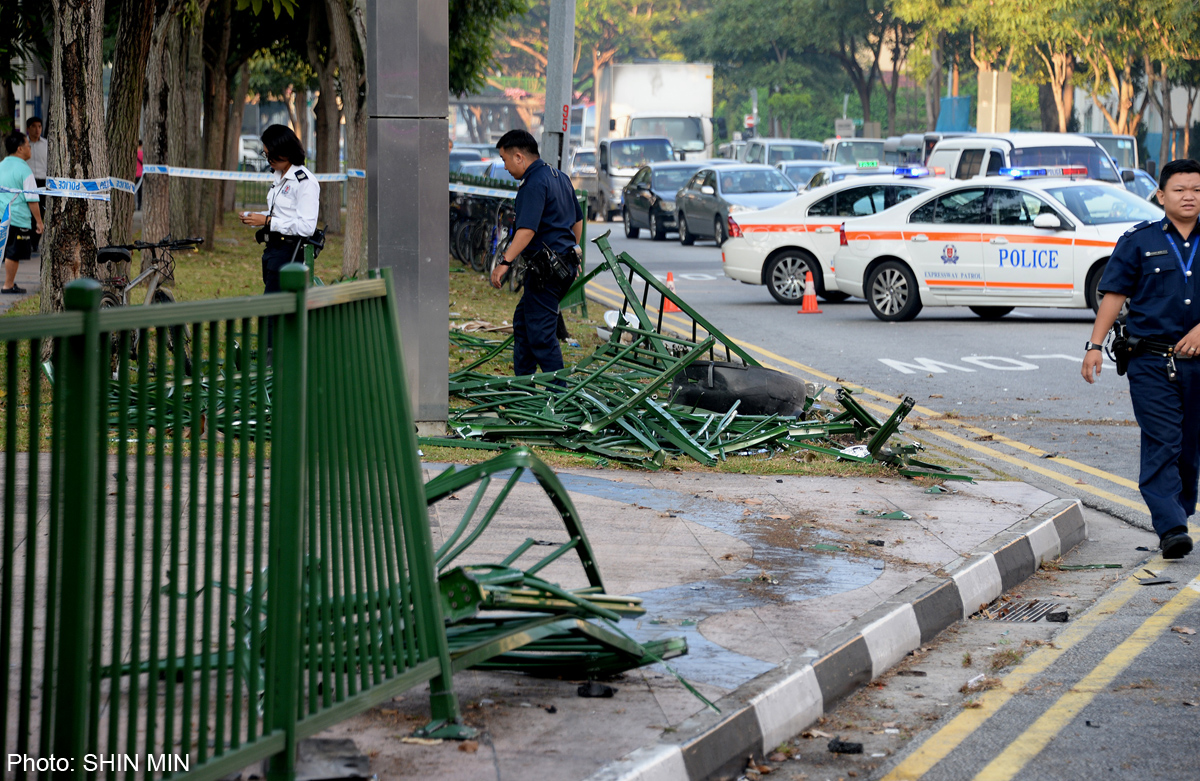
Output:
top-left (588, 498), bottom-right (1086, 781)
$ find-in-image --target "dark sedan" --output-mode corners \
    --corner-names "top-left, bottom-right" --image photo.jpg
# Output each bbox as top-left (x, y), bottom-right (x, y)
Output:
top-left (621, 161), bottom-right (707, 241)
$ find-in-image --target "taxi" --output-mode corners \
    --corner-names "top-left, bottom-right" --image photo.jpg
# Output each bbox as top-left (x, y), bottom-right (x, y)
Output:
top-left (722, 165), bottom-right (951, 305)
top-left (831, 167), bottom-right (1165, 321)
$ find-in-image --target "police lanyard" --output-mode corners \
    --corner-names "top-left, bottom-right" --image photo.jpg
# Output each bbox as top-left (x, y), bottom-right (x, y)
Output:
top-left (1164, 220), bottom-right (1200, 277)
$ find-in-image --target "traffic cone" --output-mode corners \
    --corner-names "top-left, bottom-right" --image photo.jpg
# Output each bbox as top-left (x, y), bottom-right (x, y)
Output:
top-left (797, 271), bottom-right (822, 314)
top-left (663, 271), bottom-right (683, 313)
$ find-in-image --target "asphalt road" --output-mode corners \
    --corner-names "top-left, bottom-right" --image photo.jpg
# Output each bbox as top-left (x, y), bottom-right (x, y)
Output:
top-left (584, 219), bottom-right (1147, 527)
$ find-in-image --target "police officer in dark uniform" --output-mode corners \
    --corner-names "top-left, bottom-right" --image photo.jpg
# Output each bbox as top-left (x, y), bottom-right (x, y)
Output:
top-left (1083, 158), bottom-right (1200, 559)
top-left (490, 129), bottom-right (583, 376)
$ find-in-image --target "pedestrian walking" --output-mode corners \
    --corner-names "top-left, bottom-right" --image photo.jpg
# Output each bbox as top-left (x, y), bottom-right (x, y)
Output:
top-left (25, 116), bottom-right (46, 253)
top-left (0, 131), bottom-right (45, 294)
top-left (489, 129), bottom-right (583, 377)
top-left (1083, 158), bottom-right (1200, 559)
top-left (239, 124), bottom-right (319, 294)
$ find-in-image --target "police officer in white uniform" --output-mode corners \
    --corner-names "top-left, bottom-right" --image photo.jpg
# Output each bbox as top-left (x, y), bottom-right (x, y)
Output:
top-left (239, 124), bottom-right (320, 293)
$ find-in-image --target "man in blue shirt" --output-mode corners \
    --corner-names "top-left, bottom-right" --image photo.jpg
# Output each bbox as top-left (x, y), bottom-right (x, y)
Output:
top-left (490, 129), bottom-right (583, 376)
top-left (0, 131), bottom-right (44, 294)
top-left (1083, 158), bottom-right (1200, 558)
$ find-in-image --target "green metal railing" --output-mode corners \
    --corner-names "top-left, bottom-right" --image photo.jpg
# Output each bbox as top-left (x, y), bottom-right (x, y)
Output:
top-left (0, 265), bottom-right (464, 779)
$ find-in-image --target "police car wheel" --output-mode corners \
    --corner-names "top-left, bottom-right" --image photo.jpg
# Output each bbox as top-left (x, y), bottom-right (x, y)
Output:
top-left (866, 261), bottom-right (922, 322)
top-left (968, 306), bottom-right (1013, 320)
top-left (1086, 262), bottom-right (1107, 313)
top-left (679, 213), bottom-right (695, 246)
top-left (623, 209), bottom-right (640, 239)
top-left (765, 252), bottom-right (817, 305)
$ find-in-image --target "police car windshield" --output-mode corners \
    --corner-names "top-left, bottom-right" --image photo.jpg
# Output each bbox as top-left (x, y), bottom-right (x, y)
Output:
top-left (1044, 184), bottom-right (1164, 226)
top-left (653, 167), bottom-right (700, 192)
top-left (610, 139), bottom-right (674, 169)
top-left (1008, 146), bottom-right (1120, 183)
top-left (720, 169), bottom-right (796, 194)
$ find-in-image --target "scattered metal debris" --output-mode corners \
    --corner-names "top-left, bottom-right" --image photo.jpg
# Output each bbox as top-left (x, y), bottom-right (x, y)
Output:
top-left (432, 233), bottom-right (973, 478)
top-left (1058, 563), bottom-right (1123, 570)
top-left (1137, 569), bottom-right (1174, 586)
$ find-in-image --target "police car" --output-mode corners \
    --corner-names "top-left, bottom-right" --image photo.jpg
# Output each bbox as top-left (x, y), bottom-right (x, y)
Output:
top-left (831, 166), bottom-right (1165, 321)
top-left (722, 165), bottom-right (951, 305)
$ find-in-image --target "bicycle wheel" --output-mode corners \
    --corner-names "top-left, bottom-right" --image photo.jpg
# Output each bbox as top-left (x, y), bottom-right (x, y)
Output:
top-left (99, 291), bottom-right (130, 365)
top-left (468, 221), bottom-right (490, 273)
top-left (149, 288), bottom-right (193, 375)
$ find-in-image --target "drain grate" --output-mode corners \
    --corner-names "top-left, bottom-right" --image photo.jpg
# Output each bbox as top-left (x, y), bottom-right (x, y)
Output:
top-left (973, 599), bottom-right (1063, 622)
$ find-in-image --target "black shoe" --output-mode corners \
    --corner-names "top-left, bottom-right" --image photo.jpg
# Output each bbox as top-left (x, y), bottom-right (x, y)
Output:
top-left (1, 285), bottom-right (25, 295)
top-left (1161, 531), bottom-right (1193, 559)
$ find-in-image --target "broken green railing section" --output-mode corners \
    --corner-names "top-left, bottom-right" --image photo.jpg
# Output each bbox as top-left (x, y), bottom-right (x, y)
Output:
top-left (435, 232), bottom-right (970, 480)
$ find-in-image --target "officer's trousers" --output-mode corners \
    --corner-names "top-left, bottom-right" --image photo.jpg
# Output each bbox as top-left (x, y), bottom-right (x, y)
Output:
top-left (512, 279), bottom-right (569, 377)
top-left (1127, 354), bottom-right (1200, 537)
top-left (261, 243), bottom-right (297, 294)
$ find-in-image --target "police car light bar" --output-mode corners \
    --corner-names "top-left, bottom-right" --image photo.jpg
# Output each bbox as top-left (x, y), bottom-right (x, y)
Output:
top-left (856, 160), bottom-right (880, 169)
top-left (894, 166), bottom-right (931, 178)
top-left (998, 166), bottom-right (1089, 179)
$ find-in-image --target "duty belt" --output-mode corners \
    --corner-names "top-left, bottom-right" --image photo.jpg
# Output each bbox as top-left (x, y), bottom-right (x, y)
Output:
top-left (265, 231), bottom-right (301, 246)
top-left (1130, 336), bottom-right (1193, 383)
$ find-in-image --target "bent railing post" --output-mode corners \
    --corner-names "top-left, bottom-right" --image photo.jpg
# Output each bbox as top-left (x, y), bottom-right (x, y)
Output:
top-left (266, 264), bottom-right (311, 781)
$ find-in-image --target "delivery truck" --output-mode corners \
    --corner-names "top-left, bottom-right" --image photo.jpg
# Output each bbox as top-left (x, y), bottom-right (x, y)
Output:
top-left (595, 62), bottom-right (722, 161)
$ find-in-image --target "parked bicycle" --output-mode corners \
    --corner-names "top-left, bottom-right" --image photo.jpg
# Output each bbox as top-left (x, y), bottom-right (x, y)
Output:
top-left (96, 236), bottom-right (202, 366)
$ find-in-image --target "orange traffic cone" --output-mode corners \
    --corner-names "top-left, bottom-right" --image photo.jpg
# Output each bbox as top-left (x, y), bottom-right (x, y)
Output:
top-left (663, 271), bottom-right (683, 313)
top-left (797, 271), bottom-right (822, 314)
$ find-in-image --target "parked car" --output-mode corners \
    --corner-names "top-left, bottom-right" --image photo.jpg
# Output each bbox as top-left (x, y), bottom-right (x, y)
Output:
top-left (458, 160), bottom-right (493, 177)
top-left (454, 142), bottom-right (500, 162)
top-left (925, 133), bottom-right (1122, 184)
top-left (620, 161), bottom-right (708, 240)
top-left (1121, 167), bottom-right (1158, 200)
top-left (776, 160), bottom-right (836, 188)
top-left (822, 138), bottom-right (886, 164)
top-left (238, 135), bottom-right (268, 171)
top-left (743, 138), bottom-right (823, 166)
top-left (450, 149), bottom-right (484, 172)
top-left (594, 136), bottom-right (675, 222)
top-left (718, 140), bottom-right (748, 160)
top-left (674, 164), bottom-right (799, 246)
top-left (569, 147), bottom-right (598, 217)
top-left (884, 134), bottom-right (926, 164)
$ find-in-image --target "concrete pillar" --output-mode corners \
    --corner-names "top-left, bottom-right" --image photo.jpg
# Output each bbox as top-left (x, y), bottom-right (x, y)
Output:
top-left (365, 0), bottom-right (449, 430)
top-left (542, 0), bottom-right (577, 170)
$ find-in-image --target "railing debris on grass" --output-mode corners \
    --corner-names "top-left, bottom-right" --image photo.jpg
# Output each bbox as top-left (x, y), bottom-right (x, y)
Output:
top-left (432, 233), bottom-right (971, 480)
top-left (1, 265), bottom-right (681, 779)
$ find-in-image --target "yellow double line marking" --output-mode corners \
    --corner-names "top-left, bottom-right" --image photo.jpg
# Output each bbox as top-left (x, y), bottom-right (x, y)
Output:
top-left (881, 565), bottom-right (1199, 780)
top-left (586, 280), bottom-right (1148, 514)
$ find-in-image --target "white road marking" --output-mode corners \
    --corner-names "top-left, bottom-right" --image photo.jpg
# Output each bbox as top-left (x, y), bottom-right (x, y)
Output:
top-left (961, 356), bottom-right (1039, 371)
top-left (877, 357), bottom-right (976, 374)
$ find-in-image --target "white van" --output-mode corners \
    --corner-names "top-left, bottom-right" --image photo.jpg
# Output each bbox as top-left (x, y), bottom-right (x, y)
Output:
top-left (926, 133), bottom-right (1122, 184)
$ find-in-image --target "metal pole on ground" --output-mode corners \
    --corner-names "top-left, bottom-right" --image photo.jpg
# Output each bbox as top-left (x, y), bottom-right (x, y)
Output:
top-left (365, 0), bottom-right (450, 431)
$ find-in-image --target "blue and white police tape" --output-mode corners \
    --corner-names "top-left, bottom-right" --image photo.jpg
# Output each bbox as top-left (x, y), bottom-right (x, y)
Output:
top-left (46, 176), bottom-right (137, 195)
top-left (0, 201), bottom-right (10, 249)
top-left (0, 184), bottom-right (110, 202)
top-left (143, 164), bottom-right (364, 183)
top-left (450, 182), bottom-right (516, 200)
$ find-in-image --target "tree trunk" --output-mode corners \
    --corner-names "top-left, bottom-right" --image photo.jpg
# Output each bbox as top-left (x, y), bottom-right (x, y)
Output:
top-left (308, 4), bottom-right (342, 235)
top-left (201, 0), bottom-right (232, 250)
top-left (1160, 69), bottom-right (1172, 168)
top-left (42, 0), bottom-right (110, 314)
top-left (925, 34), bottom-right (942, 132)
top-left (223, 61), bottom-right (250, 215)
top-left (105, 0), bottom-right (156, 246)
top-left (326, 0), bottom-right (367, 278)
top-left (1038, 83), bottom-right (1057, 131)
top-left (142, 5), bottom-right (179, 252)
top-left (168, 14), bottom-right (207, 240)
top-left (0, 54), bottom-right (15, 133)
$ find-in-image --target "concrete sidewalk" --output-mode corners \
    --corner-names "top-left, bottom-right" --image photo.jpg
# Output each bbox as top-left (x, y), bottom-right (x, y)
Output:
top-left (320, 465), bottom-right (1077, 780)
top-left (0, 254), bottom-right (41, 314)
